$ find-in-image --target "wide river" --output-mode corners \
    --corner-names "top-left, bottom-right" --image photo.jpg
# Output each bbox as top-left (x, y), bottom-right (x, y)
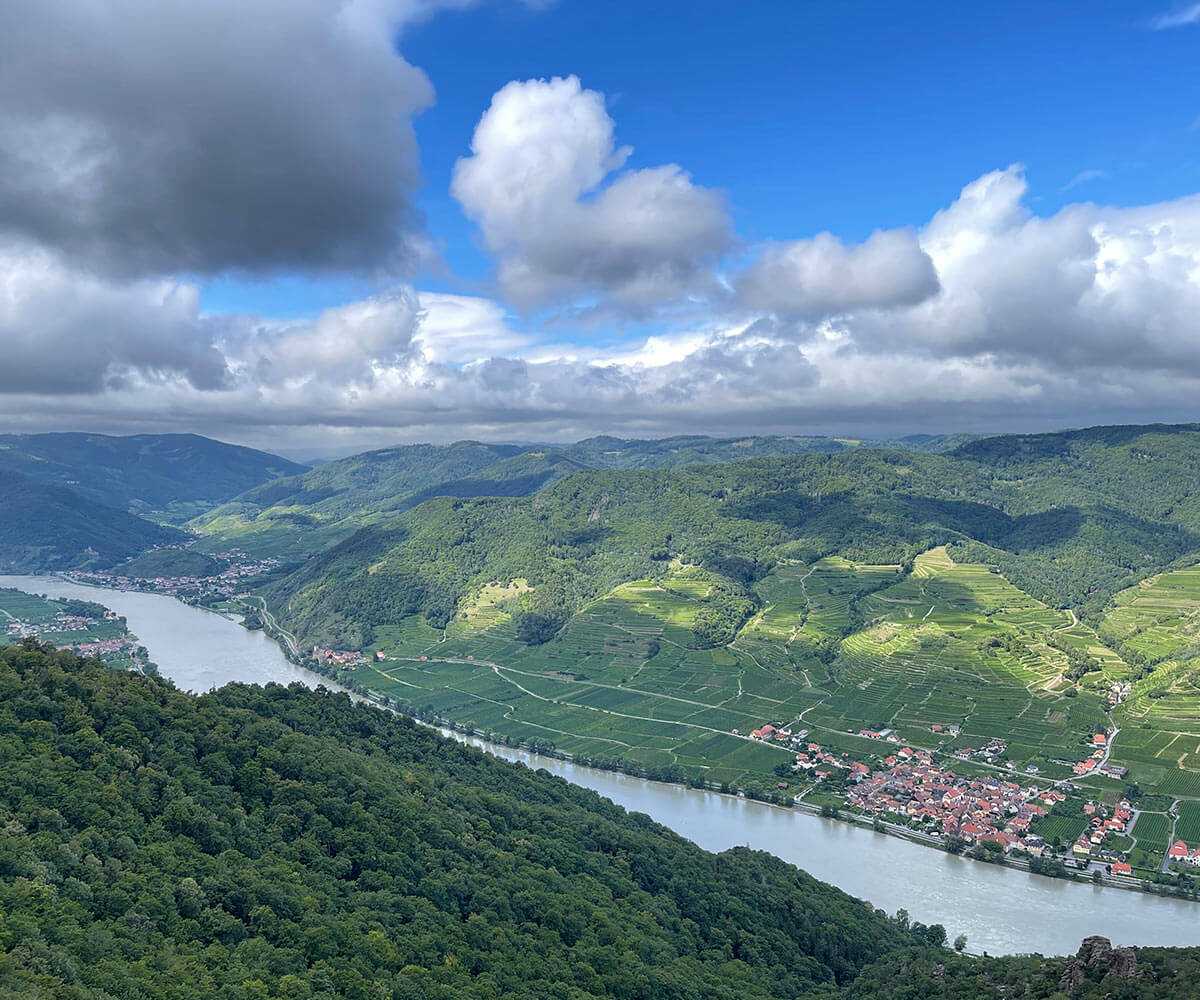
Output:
top-left (6, 574), bottom-right (1199, 955)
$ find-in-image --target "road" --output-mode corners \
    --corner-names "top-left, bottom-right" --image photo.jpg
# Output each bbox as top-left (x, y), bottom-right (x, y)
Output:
top-left (245, 596), bottom-right (300, 658)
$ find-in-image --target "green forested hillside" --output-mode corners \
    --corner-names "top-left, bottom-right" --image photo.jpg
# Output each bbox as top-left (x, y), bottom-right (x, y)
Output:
top-left (3, 641), bottom-right (1199, 1000)
top-left (190, 434), bottom-right (980, 561)
top-left (253, 425), bottom-right (1200, 816)
top-left (189, 441), bottom-right (530, 558)
top-left (0, 640), bottom-right (925, 999)
top-left (111, 546), bottom-right (228, 579)
top-left (0, 432), bottom-right (305, 522)
top-left (0, 469), bottom-right (183, 572)
top-left (270, 426), bottom-right (1200, 649)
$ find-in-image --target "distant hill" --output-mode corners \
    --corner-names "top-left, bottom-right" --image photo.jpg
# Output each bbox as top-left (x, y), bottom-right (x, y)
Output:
top-left (0, 432), bottom-right (306, 522)
top-left (192, 432), bottom-right (988, 560)
top-left (0, 469), bottom-right (183, 572)
top-left (189, 440), bottom-right (530, 558)
top-left (267, 423), bottom-right (1200, 648)
top-left (560, 432), bottom-right (980, 468)
top-left (111, 546), bottom-right (227, 579)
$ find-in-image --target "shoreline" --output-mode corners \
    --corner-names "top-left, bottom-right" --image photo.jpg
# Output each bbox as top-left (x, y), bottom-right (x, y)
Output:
top-left (15, 574), bottom-right (1195, 904)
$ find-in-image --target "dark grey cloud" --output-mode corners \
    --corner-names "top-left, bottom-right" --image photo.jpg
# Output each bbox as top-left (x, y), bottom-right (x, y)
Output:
top-left (0, 0), bottom-right (435, 277)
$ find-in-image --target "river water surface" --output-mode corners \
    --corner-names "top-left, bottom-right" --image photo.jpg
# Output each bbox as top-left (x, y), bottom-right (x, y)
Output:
top-left (5, 573), bottom-right (1198, 956)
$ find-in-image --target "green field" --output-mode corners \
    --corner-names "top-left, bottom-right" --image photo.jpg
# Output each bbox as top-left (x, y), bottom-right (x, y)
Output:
top-left (1132, 811), bottom-right (1171, 856)
top-left (797, 549), bottom-right (1110, 771)
top-left (1034, 814), bottom-right (1088, 846)
top-left (1108, 566), bottom-right (1200, 731)
top-left (0, 587), bottom-right (63, 624)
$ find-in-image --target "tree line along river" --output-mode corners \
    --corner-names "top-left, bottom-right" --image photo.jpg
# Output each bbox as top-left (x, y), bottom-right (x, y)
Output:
top-left (3, 574), bottom-right (1198, 957)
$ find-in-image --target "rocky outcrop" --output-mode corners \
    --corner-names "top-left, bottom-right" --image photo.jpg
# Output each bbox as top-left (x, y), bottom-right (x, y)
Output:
top-left (1059, 936), bottom-right (1146, 992)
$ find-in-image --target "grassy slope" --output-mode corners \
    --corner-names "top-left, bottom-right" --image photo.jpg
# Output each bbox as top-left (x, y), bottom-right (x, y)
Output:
top-left (337, 548), bottom-right (1120, 791)
top-left (111, 547), bottom-right (228, 579)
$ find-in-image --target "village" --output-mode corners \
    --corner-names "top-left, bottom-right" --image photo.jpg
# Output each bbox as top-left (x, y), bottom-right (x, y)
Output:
top-left (4, 609), bottom-right (115, 640)
top-left (68, 551), bottom-right (279, 602)
top-left (3, 604), bottom-right (142, 666)
top-left (743, 721), bottom-right (1140, 877)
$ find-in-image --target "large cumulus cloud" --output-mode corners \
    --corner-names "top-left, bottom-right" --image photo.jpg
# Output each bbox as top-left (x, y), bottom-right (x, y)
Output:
top-left (451, 76), bottom-right (734, 311)
top-left (0, 0), bottom-right (443, 276)
top-left (844, 166), bottom-right (1200, 375)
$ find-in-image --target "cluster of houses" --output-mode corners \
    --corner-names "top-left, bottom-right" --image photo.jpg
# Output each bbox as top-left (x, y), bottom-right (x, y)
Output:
top-left (1070, 799), bottom-right (1134, 863)
top-left (1070, 732), bottom-right (1127, 779)
top-left (1106, 681), bottom-right (1132, 708)
top-left (842, 751), bottom-right (1060, 854)
top-left (954, 737), bottom-right (1010, 766)
top-left (743, 720), bottom-right (1146, 874)
top-left (5, 610), bottom-right (111, 640)
top-left (313, 647), bottom-right (368, 669)
top-left (1167, 840), bottom-right (1200, 866)
top-left (59, 637), bottom-right (130, 658)
top-left (71, 551), bottom-right (279, 601)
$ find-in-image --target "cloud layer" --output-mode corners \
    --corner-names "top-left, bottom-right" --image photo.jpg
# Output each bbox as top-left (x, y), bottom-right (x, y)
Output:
top-left (5, 160), bottom-right (1200, 454)
top-left (2, 19), bottom-right (1200, 456)
top-left (0, 0), bottom-right (439, 277)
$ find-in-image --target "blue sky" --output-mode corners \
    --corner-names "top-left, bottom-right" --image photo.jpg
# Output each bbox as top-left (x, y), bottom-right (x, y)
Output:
top-left (3, 0), bottom-right (1200, 454)
top-left (206, 0), bottom-right (1200, 317)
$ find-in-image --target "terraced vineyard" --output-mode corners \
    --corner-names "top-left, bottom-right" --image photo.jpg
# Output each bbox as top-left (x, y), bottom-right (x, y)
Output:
top-left (317, 548), bottom-right (1148, 799)
top-left (1108, 566), bottom-right (1200, 732)
top-left (803, 549), bottom-right (1111, 776)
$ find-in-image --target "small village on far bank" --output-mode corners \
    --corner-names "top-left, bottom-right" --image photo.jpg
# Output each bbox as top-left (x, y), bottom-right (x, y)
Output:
top-left (66, 547), bottom-right (279, 603)
top-left (0, 590), bottom-right (151, 672)
top-left (734, 719), bottom-right (1199, 889)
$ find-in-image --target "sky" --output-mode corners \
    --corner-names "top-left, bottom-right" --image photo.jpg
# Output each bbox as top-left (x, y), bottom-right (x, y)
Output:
top-left (1, 0), bottom-right (1199, 458)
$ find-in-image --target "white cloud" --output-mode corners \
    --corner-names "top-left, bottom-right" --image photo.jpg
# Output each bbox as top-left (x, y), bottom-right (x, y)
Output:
top-left (4, 166), bottom-right (1200, 454)
top-left (733, 229), bottom-right (939, 317)
top-left (451, 76), bottom-right (733, 311)
top-left (1151, 3), bottom-right (1200, 28)
top-left (848, 166), bottom-right (1200, 375)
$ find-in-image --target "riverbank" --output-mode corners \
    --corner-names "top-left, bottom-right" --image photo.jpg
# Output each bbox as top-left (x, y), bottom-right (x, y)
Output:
top-left (278, 633), bottom-right (1193, 901)
top-left (39, 574), bottom-right (1194, 900)
top-left (4, 573), bottom-right (1199, 955)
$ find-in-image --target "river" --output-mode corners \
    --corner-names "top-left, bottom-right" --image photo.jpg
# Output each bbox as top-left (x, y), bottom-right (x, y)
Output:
top-left (5, 573), bottom-right (1198, 956)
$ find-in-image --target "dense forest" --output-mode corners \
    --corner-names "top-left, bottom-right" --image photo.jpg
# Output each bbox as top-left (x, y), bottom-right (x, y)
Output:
top-left (3, 642), bottom-right (1199, 999)
top-left (188, 433), bottom-right (976, 561)
top-left (264, 425), bottom-right (1200, 648)
top-left (0, 641), bottom-right (923, 999)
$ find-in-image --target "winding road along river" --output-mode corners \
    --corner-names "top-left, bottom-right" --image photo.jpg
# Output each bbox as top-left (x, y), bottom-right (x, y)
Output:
top-left (6, 574), bottom-right (1199, 957)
